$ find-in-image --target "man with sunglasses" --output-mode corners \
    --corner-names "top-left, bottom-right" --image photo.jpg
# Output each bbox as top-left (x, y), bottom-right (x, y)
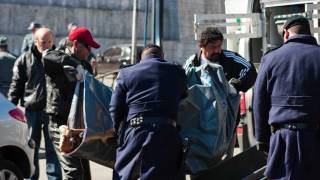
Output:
top-left (254, 16), bottom-right (320, 179)
top-left (42, 27), bottom-right (100, 180)
top-left (58, 23), bottom-right (98, 76)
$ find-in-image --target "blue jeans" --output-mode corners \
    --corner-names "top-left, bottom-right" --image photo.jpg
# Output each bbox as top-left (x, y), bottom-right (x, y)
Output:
top-left (25, 110), bottom-right (62, 180)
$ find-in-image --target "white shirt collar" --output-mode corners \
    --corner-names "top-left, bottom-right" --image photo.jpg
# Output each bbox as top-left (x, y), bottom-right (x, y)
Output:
top-left (200, 54), bottom-right (209, 65)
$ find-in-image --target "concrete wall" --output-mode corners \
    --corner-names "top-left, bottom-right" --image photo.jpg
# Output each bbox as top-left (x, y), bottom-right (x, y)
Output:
top-left (164, 0), bottom-right (225, 63)
top-left (0, 0), bottom-right (224, 63)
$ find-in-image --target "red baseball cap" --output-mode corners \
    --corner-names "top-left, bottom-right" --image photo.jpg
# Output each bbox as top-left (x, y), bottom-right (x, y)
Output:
top-left (68, 27), bottom-right (100, 49)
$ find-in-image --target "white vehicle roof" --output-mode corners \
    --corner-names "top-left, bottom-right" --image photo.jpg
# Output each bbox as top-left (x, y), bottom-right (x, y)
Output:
top-left (261, 0), bottom-right (320, 8)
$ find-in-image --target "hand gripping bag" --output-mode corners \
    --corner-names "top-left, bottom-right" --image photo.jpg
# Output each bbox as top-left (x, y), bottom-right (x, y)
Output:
top-left (178, 63), bottom-right (240, 174)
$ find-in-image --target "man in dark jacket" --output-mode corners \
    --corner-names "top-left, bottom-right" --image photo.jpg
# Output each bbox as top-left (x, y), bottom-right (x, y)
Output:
top-left (8, 27), bottom-right (61, 180)
top-left (184, 27), bottom-right (257, 159)
top-left (0, 36), bottom-right (16, 97)
top-left (254, 16), bottom-right (320, 179)
top-left (185, 27), bottom-right (257, 93)
top-left (57, 22), bottom-right (98, 76)
top-left (43, 27), bottom-right (100, 180)
top-left (110, 44), bottom-right (187, 180)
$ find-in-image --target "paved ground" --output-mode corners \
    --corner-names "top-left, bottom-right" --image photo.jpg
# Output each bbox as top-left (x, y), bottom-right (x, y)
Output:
top-left (38, 146), bottom-right (113, 179)
top-left (39, 155), bottom-right (191, 179)
top-left (38, 143), bottom-right (240, 179)
top-left (39, 156), bottom-right (113, 180)
top-left (39, 157), bottom-right (191, 180)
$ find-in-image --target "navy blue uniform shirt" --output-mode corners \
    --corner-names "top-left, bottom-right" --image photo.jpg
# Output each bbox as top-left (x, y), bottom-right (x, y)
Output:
top-left (110, 55), bottom-right (187, 180)
top-left (254, 35), bottom-right (320, 179)
top-left (110, 55), bottom-right (187, 130)
top-left (254, 35), bottom-right (320, 142)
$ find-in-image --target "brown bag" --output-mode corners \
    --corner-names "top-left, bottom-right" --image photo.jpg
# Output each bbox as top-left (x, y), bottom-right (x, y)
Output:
top-left (58, 76), bottom-right (117, 168)
top-left (58, 82), bottom-right (86, 154)
top-left (59, 125), bottom-right (85, 154)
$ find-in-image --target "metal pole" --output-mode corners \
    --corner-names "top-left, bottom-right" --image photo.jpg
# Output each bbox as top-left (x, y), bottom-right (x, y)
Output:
top-left (151, 0), bottom-right (155, 44)
top-left (261, 5), bottom-right (267, 54)
top-left (151, 0), bottom-right (162, 47)
top-left (155, 0), bottom-right (162, 47)
top-left (144, 0), bottom-right (149, 47)
top-left (131, 0), bottom-right (138, 64)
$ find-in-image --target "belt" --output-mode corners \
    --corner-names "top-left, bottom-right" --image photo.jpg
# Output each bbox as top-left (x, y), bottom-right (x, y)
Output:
top-left (271, 122), bottom-right (320, 132)
top-left (128, 116), bottom-right (176, 128)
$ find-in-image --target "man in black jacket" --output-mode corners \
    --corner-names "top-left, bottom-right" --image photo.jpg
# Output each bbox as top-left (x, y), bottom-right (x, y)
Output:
top-left (185, 27), bottom-right (257, 92)
top-left (43, 27), bottom-right (100, 180)
top-left (8, 27), bottom-right (61, 180)
top-left (184, 27), bottom-right (257, 159)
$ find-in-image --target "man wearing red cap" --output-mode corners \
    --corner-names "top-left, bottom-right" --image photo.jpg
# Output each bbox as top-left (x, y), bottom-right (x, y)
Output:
top-left (42, 27), bottom-right (100, 180)
top-left (58, 24), bottom-right (99, 76)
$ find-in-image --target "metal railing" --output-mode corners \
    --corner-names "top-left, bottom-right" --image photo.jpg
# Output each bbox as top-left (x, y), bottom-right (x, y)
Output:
top-left (95, 70), bottom-right (120, 89)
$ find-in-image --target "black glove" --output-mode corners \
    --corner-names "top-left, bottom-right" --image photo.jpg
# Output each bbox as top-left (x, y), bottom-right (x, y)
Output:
top-left (228, 78), bottom-right (241, 92)
top-left (116, 121), bottom-right (128, 147)
top-left (256, 142), bottom-right (269, 156)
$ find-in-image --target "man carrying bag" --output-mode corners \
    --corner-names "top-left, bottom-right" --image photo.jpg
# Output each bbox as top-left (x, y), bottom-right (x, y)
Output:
top-left (43, 27), bottom-right (99, 180)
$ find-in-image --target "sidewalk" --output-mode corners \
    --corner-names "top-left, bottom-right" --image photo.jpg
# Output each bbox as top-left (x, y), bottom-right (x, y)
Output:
top-left (38, 140), bottom-right (239, 179)
top-left (39, 147), bottom-right (113, 179)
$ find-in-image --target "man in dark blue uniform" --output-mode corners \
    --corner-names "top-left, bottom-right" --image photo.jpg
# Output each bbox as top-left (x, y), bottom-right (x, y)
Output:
top-left (254, 16), bottom-right (320, 179)
top-left (110, 44), bottom-right (187, 180)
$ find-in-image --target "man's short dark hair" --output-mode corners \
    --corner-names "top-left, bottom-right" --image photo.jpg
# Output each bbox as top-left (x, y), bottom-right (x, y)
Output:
top-left (0, 44), bottom-right (7, 49)
top-left (283, 16), bottom-right (311, 35)
top-left (199, 27), bottom-right (224, 47)
top-left (141, 44), bottom-right (163, 58)
top-left (287, 24), bottom-right (311, 35)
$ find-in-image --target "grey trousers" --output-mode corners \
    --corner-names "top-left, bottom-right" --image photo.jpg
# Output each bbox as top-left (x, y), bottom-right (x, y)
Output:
top-left (48, 115), bottom-right (91, 180)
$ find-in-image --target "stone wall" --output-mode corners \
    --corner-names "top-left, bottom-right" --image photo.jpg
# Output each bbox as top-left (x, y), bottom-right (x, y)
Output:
top-left (0, 0), bottom-right (224, 63)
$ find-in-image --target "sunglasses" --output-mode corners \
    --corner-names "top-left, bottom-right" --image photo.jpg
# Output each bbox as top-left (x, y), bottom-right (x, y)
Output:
top-left (79, 41), bottom-right (91, 51)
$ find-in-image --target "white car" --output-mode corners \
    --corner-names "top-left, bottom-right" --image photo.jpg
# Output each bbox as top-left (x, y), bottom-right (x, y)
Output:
top-left (0, 93), bottom-right (34, 180)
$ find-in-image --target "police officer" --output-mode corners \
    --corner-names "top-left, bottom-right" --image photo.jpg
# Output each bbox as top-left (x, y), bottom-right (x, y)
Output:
top-left (254, 15), bottom-right (320, 179)
top-left (110, 44), bottom-right (187, 180)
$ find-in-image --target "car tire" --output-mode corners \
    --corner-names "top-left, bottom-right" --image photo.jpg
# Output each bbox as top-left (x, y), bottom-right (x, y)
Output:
top-left (0, 160), bottom-right (23, 180)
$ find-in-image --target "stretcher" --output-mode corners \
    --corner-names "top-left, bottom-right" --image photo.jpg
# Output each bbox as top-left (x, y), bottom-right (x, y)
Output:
top-left (192, 146), bottom-right (267, 180)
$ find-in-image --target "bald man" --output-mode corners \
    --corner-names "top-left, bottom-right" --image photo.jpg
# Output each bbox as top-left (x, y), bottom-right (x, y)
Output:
top-left (8, 27), bottom-right (62, 180)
